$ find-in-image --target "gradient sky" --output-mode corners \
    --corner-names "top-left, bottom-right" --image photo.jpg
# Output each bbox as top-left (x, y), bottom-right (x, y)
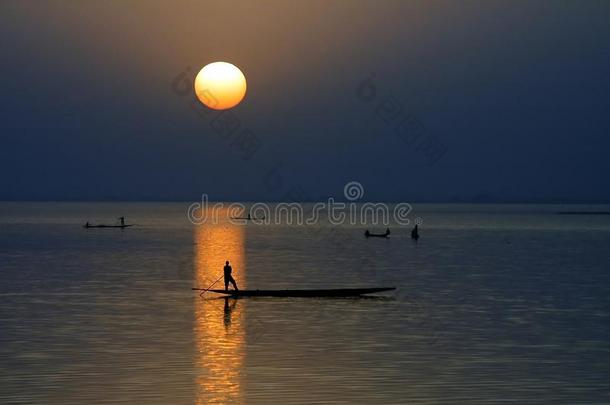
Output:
top-left (1, 0), bottom-right (609, 202)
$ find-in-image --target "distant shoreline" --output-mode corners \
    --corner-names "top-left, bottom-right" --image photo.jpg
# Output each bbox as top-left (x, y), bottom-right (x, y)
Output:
top-left (557, 212), bottom-right (610, 215)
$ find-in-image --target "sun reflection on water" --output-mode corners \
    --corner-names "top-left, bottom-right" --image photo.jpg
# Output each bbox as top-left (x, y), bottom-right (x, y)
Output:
top-left (193, 209), bottom-right (246, 404)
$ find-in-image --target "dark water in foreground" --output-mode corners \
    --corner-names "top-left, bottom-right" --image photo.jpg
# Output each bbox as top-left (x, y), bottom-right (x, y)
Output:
top-left (1, 202), bottom-right (610, 404)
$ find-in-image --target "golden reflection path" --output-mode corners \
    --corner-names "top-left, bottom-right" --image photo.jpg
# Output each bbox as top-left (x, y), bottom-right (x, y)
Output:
top-left (194, 209), bottom-right (246, 405)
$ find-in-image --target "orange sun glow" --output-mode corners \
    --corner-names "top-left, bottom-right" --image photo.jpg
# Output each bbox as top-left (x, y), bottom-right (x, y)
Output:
top-left (194, 62), bottom-right (247, 110)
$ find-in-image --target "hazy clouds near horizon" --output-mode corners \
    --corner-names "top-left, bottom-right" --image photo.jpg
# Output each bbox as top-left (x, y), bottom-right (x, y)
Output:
top-left (1, 1), bottom-right (609, 202)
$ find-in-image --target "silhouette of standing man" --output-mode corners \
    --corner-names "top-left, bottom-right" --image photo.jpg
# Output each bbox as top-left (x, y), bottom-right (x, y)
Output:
top-left (411, 224), bottom-right (419, 241)
top-left (224, 260), bottom-right (239, 291)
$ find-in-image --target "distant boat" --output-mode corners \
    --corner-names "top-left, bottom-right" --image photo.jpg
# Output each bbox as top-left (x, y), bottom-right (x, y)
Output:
top-left (83, 223), bottom-right (134, 229)
top-left (365, 228), bottom-right (390, 238)
top-left (194, 287), bottom-right (396, 297)
top-left (84, 216), bottom-right (134, 229)
top-left (231, 213), bottom-right (265, 221)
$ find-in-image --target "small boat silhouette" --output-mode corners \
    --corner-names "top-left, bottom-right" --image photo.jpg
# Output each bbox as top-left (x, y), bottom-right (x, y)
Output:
top-left (364, 228), bottom-right (390, 238)
top-left (83, 223), bottom-right (134, 229)
top-left (83, 216), bottom-right (134, 229)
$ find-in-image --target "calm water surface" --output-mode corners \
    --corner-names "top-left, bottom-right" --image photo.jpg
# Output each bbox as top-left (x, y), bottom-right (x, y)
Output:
top-left (1, 202), bottom-right (610, 404)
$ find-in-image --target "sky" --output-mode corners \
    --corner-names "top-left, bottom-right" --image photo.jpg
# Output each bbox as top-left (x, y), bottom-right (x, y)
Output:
top-left (1, 0), bottom-right (609, 203)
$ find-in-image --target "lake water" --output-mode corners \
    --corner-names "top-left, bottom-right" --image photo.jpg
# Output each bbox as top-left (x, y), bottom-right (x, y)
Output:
top-left (1, 202), bottom-right (609, 404)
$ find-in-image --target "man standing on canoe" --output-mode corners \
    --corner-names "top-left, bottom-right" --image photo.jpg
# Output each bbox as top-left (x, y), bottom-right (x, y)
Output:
top-left (224, 260), bottom-right (239, 292)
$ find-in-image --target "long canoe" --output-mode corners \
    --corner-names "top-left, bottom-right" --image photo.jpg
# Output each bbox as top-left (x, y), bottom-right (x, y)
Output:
top-left (365, 233), bottom-right (390, 238)
top-left (193, 287), bottom-right (396, 297)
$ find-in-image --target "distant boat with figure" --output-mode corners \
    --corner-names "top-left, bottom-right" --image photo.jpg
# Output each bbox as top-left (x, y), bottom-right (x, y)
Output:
top-left (365, 228), bottom-right (390, 238)
top-left (84, 216), bottom-right (134, 229)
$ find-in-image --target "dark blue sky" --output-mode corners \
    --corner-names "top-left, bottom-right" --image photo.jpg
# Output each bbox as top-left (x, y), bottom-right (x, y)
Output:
top-left (1, 1), bottom-right (609, 202)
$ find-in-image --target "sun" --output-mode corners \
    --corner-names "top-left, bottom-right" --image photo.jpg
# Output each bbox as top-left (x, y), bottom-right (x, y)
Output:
top-left (194, 62), bottom-right (247, 110)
